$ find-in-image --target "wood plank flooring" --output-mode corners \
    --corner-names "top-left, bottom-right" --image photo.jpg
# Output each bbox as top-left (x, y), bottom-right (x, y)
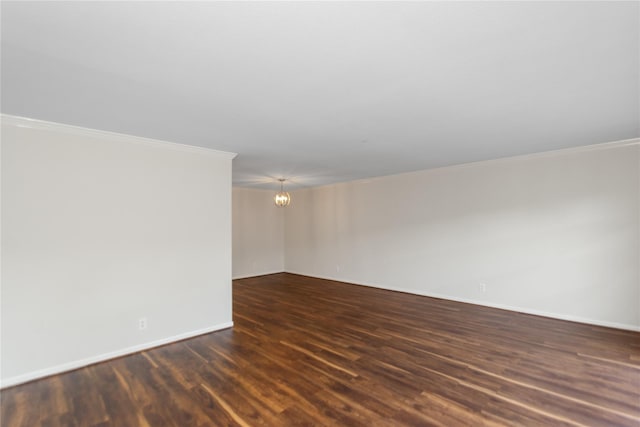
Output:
top-left (2, 272), bottom-right (639, 426)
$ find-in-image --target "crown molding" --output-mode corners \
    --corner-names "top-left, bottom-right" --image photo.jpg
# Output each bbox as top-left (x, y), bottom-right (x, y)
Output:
top-left (303, 136), bottom-right (640, 191)
top-left (1, 114), bottom-right (237, 160)
top-left (431, 136), bottom-right (640, 174)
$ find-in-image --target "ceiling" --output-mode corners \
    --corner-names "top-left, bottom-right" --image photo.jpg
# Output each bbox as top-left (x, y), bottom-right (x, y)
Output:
top-left (2, 1), bottom-right (638, 190)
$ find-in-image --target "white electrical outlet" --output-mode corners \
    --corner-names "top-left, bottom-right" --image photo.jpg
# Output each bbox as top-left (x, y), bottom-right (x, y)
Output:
top-left (479, 282), bottom-right (487, 293)
top-left (336, 264), bottom-right (340, 272)
top-left (139, 317), bottom-right (148, 330)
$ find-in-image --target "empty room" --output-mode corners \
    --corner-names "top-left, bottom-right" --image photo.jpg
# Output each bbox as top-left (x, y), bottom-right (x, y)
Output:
top-left (1, 1), bottom-right (639, 426)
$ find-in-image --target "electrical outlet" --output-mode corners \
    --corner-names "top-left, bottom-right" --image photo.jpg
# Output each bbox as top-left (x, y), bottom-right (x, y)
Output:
top-left (139, 317), bottom-right (148, 330)
top-left (336, 264), bottom-right (340, 272)
top-left (479, 282), bottom-right (487, 293)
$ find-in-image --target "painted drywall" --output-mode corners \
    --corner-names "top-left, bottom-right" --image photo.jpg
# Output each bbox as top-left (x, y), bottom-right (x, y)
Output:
top-left (285, 142), bottom-right (640, 330)
top-left (232, 187), bottom-right (284, 279)
top-left (1, 115), bottom-right (236, 387)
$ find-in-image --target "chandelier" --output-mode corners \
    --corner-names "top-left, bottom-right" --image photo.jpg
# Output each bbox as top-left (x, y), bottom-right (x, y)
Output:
top-left (274, 179), bottom-right (291, 207)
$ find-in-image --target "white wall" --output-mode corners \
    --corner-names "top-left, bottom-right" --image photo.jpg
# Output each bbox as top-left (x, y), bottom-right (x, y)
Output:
top-left (285, 142), bottom-right (640, 330)
top-left (1, 115), bottom-right (236, 387)
top-left (232, 187), bottom-right (284, 279)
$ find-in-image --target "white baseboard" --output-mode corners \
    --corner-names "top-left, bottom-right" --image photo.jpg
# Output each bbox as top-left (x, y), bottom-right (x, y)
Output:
top-left (404, 289), bottom-right (640, 332)
top-left (233, 271), bottom-right (284, 280)
top-left (284, 271), bottom-right (640, 332)
top-left (0, 321), bottom-right (234, 389)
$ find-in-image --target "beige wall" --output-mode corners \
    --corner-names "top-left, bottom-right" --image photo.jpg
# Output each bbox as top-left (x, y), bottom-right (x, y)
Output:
top-left (284, 142), bottom-right (640, 330)
top-left (232, 187), bottom-right (284, 279)
top-left (1, 115), bottom-right (235, 386)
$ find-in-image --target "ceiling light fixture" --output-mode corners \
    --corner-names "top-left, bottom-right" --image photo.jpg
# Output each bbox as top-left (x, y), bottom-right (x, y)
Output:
top-left (274, 178), bottom-right (291, 207)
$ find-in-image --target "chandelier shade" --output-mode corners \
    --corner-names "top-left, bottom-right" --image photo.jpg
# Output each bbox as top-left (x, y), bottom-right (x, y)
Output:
top-left (274, 179), bottom-right (291, 207)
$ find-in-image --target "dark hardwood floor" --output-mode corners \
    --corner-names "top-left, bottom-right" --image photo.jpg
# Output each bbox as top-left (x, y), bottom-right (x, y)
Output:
top-left (2, 273), bottom-right (639, 426)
